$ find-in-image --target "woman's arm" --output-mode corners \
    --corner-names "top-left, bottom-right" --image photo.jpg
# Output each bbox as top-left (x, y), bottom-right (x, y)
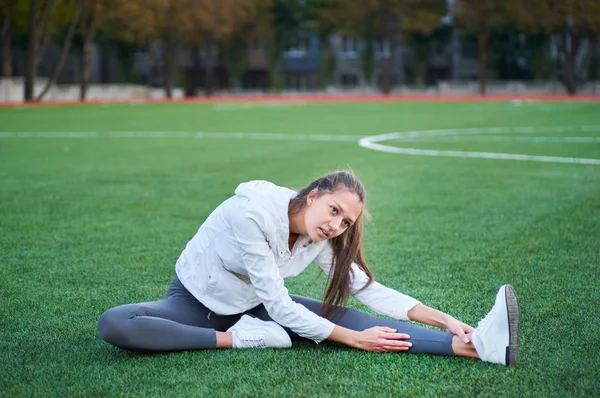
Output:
top-left (407, 303), bottom-right (448, 328)
top-left (327, 325), bottom-right (413, 353)
top-left (407, 303), bottom-right (474, 343)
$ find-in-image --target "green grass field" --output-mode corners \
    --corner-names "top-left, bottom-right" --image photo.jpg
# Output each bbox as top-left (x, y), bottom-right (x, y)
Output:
top-left (1, 100), bottom-right (599, 397)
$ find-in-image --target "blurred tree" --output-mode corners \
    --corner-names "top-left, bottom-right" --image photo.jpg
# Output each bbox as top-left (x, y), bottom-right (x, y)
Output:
top-left (528, 34), bottom-right (553, 81)
top-left (22, 0), bottom-right (80, 101)
top-left (24, 0), bottom-right (54, 100)
top-left (500, 0), bottom-right (551, 82)
top-left (102, 0), bottom-right (186, 97)
top-left (221, 35), bottom-right (247, 91)
top-left (259, 0), bottom-right (306, 91)
top-left (308, 0), bottom-right (338, 88)
top-left (491, 27), bottom-right (531, 80)
top-left (512, 0), bottom-right (600, 94)
top-left (78, 0), bottom-right (99, 100)
top-left (0, 0), bottom-right (16, 77)
top-left (320, 0), bottom-right (446, 93)
top-left (454, 0), bottom-right (509, 95)
top-left (589, 32), bottom-right (599, 84)
top-left (320, 0), bottom-right (379, 90)
top-left (362, 37), bottom-right (375, 88)
top-left (36, 0), bottom-right (82, 100)
top-left (402, 0), bottom-right (447, 87)
top-left (180, 0), bottom-right (263, 96)
top-left (406, 24), bottom-right (451, 86)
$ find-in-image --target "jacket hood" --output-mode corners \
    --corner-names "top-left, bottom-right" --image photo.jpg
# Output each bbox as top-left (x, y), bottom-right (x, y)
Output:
top-left (234, 180), bottom-right (297, 223)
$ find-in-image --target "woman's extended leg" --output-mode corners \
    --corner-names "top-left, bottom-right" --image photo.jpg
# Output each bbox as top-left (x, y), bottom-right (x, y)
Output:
top-left (248, 295), bottom-right (455, 356)
top-left (97, 276), bottom-right (241, 352)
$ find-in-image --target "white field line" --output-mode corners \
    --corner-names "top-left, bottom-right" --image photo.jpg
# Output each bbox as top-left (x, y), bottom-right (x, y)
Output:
top-left (0, 131), bottom-right (98, 138)
top-left (0, 131), bottom-right (360, 142)
top-left (111, 131), bottom-right (360, 141)
top-left (370, 125), bottom-right (598, 141)
top-left (2, 125), bottom-right (599, 165)
top-left (358, 142), bottom-right (600, 165)
top-left (0, 125), bottom-right (592, 141)
top-left (359, 126), bottom-right (600, 165)
top-left (393, 136), bottom-right (600, 143)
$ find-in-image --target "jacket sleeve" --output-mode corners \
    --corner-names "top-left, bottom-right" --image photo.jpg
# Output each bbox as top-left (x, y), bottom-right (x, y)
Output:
top-left (314, 245), bottom-right (421, 321)
top-left (230, 209), bottom-right (336, 343)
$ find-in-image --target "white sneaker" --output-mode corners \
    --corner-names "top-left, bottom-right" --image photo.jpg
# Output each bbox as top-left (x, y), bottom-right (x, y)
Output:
top-left (472, 285), bottom-right (520, 365)
top-left (227, 315), bottom-right (292, 349)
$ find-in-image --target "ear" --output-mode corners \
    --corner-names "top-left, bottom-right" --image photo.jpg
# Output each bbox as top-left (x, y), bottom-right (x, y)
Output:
top-left (307, 189), bottom-right (317, 205)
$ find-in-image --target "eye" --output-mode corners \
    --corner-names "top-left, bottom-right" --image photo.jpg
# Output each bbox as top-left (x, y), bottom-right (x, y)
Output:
top-left (330, 206), bottom-right (338, 214)
top-left (343, 220), bottom-right (351, 228)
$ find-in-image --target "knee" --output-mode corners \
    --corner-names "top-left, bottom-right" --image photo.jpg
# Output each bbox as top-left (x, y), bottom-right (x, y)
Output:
top-left (97, 307), bottom-right (131, 348)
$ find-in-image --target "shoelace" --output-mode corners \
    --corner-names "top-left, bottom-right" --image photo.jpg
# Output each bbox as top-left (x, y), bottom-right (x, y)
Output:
top-left (475, 311), bottom-right (492, 331)
top-left (238, 335), bottom-right (266, 348)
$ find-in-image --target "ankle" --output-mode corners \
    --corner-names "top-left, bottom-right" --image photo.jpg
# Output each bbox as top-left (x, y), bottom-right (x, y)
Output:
top-left (451, 335), bottom-right (480, 359)
top-left (215, 331), bottom-right (234, 349)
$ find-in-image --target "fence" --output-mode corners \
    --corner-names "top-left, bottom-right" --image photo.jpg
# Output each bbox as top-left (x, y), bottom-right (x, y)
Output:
top-left (1, 77), bottom-right (599, 102)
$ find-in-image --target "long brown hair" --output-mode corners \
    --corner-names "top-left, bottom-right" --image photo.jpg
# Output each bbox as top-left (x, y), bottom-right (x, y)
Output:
top-left (289, 171), bottom-right (374, 319)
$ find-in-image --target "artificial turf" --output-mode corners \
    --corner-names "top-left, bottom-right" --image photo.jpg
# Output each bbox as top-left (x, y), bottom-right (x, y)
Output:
top-left (1, 100), bottom-right (599, 396)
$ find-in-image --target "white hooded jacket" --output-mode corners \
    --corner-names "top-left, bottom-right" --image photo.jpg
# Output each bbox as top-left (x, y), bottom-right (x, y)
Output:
top-left (176, 180), bottom-right (420, 343)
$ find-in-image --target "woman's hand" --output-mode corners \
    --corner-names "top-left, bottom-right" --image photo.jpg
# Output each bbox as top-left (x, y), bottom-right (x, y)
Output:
top-left (354, 326), bottom-right (412, 353)
top-left (444, 316), bottom-right (475, 344)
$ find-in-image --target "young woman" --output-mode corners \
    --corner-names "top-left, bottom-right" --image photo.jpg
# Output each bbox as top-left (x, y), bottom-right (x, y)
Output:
top-left (98, 171), bottom-right (520, 365)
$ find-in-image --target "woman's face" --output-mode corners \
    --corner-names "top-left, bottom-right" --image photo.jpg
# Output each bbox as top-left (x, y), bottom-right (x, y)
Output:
top-left (303, 189), bottom-right (363, 242)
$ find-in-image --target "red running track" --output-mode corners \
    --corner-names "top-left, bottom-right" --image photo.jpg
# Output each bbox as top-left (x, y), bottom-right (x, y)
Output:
top-left (1, 93), bottom-right (599, 108)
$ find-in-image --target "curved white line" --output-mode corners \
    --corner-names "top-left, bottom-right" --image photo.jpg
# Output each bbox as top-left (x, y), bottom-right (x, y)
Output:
top-left (359, 127), bottom-right (600, 165)
top-left (393, 136), bottom-right (600, 143)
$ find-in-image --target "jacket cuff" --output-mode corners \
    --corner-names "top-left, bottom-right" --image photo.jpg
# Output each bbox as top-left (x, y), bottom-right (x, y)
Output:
top-left (399, 298), bottom-right (422, 321)
top-left (312, 319), bottom-right (336, 344)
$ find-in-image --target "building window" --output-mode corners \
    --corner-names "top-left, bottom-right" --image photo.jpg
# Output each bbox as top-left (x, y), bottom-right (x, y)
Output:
top-left (344, 37), bottom-right (357, 52)
top-left (340, 74), bottom-right (359, 87)
top-left (375, 40), bottom-right (391, 59)
top-left (286, 72), bottom-right (312, 90)
top-left (340, 36), bottom-right (359, 59)
top-left (284, 37), bottom-right (309, 58)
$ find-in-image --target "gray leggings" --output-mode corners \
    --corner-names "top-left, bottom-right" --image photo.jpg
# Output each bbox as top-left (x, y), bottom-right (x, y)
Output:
top-left (98, 275), bottom-right (454, 356)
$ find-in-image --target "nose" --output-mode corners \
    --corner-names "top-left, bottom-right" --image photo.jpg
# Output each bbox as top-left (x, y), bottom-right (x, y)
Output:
top-left (328, 218), bottom-right (343, 233)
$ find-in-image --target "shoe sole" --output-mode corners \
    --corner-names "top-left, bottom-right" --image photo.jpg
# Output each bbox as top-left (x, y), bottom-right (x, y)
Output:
top-left (504, 285), bottom-right (520, 365)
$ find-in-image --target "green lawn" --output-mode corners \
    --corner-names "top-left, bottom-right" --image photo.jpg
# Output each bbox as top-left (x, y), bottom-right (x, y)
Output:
top-left (1, 100), bottom-right (599, 397)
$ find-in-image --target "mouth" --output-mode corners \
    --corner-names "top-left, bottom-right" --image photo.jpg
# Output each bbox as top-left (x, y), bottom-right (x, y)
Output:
top-left (318, 227), bottom-right (329, 239)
